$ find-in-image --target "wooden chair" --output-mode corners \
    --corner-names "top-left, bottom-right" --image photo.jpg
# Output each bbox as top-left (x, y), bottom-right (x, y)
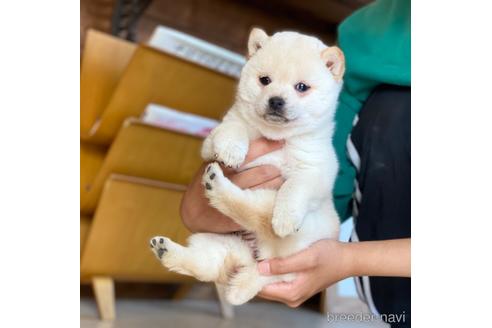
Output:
top-left (80, 30), bottom-right (237, 320)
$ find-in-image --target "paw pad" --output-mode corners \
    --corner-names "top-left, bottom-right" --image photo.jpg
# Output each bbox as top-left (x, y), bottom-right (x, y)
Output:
top-left (149, 236), bottom-right (168, 259)
top-left (202, 162), bottom-right (225, 194)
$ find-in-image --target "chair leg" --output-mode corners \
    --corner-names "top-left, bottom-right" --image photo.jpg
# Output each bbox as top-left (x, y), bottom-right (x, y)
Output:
top-left (321, 285), bottom-right (340, 314)
top-left (172, 283), bottom-right (194, 301)
top-left (320, 288), bottom-right (330, 314)
top-left (92, 276), bottom-right (116, 320)
top-left (215, 283), bottom-right (234, 319)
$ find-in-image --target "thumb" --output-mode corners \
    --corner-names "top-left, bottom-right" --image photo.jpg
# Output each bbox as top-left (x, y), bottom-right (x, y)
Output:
top-left (258, 248), bottom-right (318, 275)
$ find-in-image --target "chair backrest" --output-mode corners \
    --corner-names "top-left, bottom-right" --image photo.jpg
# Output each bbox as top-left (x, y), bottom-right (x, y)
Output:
top-left (82, 44), bottom-right (237, 146)
top-left (80, 174), bottom-right (192, 282)
top-left (80, 119), bottom-right (204, 215)
top-left (81, 30), bottom-right (137, 135)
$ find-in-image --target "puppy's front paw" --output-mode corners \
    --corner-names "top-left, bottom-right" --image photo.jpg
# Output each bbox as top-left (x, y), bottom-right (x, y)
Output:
top-left (200, 135), bottom-right (215, 161)
top-left (213, 139), bottom-right (248, 168)
top-left (149, 236), bottom-right (169, 260)
top-left (272, 210), bottom-right (302, 238)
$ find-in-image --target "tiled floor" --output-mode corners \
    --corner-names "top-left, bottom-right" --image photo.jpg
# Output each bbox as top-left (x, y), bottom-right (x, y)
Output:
top-left (81, 297), bottom-right (389, 328)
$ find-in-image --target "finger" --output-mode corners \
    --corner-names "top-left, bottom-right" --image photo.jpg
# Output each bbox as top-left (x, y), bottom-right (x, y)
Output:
top-left (258, 249), bottom-right (318, 276)
top-left (256, 294), bottom-right (279, 303)
top-left (251, 176), bottom-right (285, 190)
top-left (244, 138), bottom-right (284, 164)
top-left (230, 165), bottom-right (281, 189)
top-left (257, 280), bottom-right (301, 305)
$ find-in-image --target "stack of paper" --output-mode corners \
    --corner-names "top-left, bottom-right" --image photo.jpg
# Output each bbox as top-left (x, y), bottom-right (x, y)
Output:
top-left (148, 25), bottom-right (246, 78)
top-left (141, 103), bottom-right (219, 138)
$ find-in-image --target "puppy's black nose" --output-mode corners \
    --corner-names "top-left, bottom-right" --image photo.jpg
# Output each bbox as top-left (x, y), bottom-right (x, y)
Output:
top-left (268, 97), bottom-right (285, 112)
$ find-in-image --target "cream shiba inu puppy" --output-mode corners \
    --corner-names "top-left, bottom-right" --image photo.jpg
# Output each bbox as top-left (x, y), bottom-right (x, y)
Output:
top-left (150, 28), bottom-right (344, 305)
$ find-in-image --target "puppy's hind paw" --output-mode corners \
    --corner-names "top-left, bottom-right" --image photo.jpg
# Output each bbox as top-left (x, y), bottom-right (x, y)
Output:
top-left (149, 236), bottom-right (169, 260)
top-left (225, 266), bottom-right (261, 305)
top-left (272, 215), bottom-right (302, 238)
top-left (225, 280), bottom-right (258, 305)
top-left (225, 286), bottom-right (256, 306)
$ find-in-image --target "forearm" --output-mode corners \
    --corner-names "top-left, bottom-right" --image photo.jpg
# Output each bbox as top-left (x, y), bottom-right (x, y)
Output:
top-left (180, 200), bottom-right (240, 233)
top-left (344, 238), bottom-right (411, 278)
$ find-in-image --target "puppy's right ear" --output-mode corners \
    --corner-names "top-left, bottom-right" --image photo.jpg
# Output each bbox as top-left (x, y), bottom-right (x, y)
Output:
top-left (248, 28), bottom-right (269, 58)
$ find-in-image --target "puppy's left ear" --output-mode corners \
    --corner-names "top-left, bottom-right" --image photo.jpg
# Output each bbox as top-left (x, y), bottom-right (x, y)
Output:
top-left (321, 46), bottom-right (345, 82)
top-left (248, 28), bottom-right (269, 58)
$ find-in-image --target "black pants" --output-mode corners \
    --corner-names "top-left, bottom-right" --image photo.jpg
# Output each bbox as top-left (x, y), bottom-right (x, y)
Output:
top-left (350, 84), bottom-right (411, 327)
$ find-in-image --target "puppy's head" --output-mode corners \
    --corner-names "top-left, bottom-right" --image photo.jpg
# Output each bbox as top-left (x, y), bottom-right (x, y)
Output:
top-left (237, 28), bottom-right (345, 138)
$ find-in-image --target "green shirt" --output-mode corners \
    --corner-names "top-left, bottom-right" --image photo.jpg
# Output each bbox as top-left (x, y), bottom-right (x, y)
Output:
top-left (333, 0), bottom-right (411, 220)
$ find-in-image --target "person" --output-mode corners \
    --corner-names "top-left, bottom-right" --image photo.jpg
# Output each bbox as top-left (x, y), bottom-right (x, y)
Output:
top-left (180, 0), bottom-right (410, 326)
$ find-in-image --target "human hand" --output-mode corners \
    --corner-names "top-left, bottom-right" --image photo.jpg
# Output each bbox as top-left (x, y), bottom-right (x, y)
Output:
top-left (257, 237), bottom-right (411, 307)
top-left (257, 239), bottom-right (351, 308)
top-left (180, 138), bottom-right (285, 233)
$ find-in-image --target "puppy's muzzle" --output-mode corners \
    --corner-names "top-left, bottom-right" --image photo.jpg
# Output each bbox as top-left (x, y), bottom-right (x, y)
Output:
top-left (265, 96), bottom-right (289, 123)
top-left (268, 96), bottom-right (285, 114)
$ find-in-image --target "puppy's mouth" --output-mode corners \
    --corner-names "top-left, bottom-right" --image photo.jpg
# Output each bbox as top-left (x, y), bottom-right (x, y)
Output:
top-left (262, 113), bottom-right (290, 124)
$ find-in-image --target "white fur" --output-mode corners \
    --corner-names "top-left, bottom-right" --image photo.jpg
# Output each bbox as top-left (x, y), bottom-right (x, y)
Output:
top-left (151, 30), bottom-right (343, 305)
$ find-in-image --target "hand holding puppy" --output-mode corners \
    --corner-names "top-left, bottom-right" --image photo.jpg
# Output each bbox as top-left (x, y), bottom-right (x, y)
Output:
top-left (257, 238), bottom-right (411, 307)
top-left (181, 138), bottom-right (284, 233)
top-left (257, 239), bottom-right (348, 308)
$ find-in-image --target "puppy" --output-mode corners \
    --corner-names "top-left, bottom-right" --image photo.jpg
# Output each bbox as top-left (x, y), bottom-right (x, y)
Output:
top-left (150, 28), bottom-right (344, 305)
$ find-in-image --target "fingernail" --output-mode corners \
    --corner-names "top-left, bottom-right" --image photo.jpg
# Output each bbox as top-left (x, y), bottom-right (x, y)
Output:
top-left (258, 261), bottom-right (271, 275)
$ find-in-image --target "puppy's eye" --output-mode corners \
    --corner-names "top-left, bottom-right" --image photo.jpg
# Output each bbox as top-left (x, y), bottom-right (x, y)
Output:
top-left (259, 76), bottom-right (271, 86)
top-left (295, 82), bottom-right (310, 92)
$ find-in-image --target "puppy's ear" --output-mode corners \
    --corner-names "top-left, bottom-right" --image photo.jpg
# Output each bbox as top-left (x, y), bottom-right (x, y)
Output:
top-left (248, 28), bottom-right (269, 57)
top-left (321, 46), bottom-right (345, 82)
